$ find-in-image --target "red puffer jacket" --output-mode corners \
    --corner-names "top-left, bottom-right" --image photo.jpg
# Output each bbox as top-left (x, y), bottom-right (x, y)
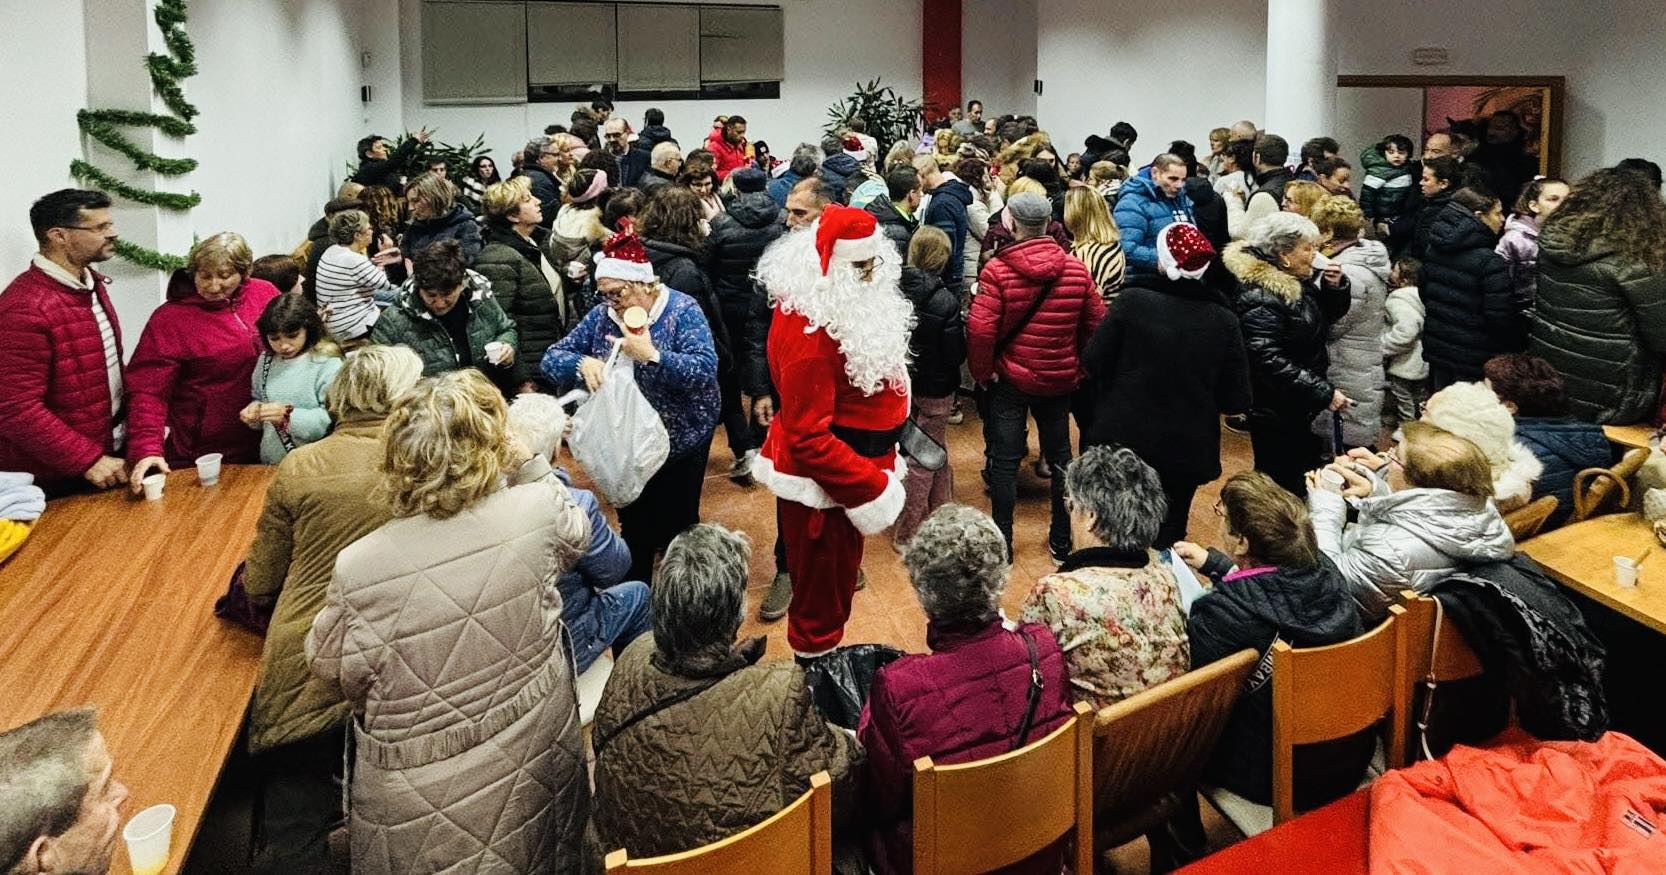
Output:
top-left (857, 620), bottom-right (1073, 875)
top-left (125, 272), bottom-right (280, 467)
top-left (0, 266), bottom-right (125, 482)
top-left (968, 237), bottom-right (1105, 396)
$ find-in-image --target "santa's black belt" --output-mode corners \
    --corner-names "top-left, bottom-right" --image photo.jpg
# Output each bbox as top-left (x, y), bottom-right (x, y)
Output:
top-left (830, 424), bottom-right (904, 458)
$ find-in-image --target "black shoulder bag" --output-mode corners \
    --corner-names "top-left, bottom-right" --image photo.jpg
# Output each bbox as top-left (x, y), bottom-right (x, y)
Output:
top-left (591, 677), bottom-right (724, 757)
top-left (991, 284), bottom-right (1055, 366)
top-left (1011, 629), bottom-right (1046, 751)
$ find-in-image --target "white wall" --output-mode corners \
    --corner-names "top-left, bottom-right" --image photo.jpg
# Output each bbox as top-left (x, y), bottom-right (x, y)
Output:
top-left (1035, 0), bottom-right (1267, 162)
top-left (1, 0), bottom-right (88, 273)
top-left (397, 0), bottom-right (922, 164)
top-left (963, 0), bottom-right (1037, 120)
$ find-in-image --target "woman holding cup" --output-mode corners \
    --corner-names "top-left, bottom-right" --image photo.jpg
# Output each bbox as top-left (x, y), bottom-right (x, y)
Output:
top-left (1306, 420), bottom-right (1515, 623)
top-left (126, 233), bottom-right (281, 493)
top-left (368, 240), bottom-right (518, 386)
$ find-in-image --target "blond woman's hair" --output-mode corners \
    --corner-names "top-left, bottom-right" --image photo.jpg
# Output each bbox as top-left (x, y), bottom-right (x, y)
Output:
top-left (482, 178), bottom-right (532, 220)
top-left (380, 370), bottom-right (510, 519)
top-left (188, 232), bottom-right (253, 277)
top-left (326, 344), bottom-right (423, 420)
top-left (1310, 195), bottom-right (1365, 241)
top-left (907, 225), bottom-right (952, 273)
top-left (1400, 420), bottom-right (1495, 498)
top-left (1281, 179), bottom-right (1327, 218)
top-left (1006, 177), bottom-right (1047, 198)
top-left (1064, 186), bottom-right (1120, 246)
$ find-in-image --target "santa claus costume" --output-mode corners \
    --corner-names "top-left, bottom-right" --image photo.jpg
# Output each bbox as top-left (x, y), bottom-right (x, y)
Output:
top-left (752, 205), bottom-right (915, 657)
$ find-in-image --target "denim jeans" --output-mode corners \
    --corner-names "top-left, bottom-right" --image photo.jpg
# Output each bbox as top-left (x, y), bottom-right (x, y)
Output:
top-left (984, 380), bottom-right (1073, 557)
top-left (573, 580), bottom-right (653, 674)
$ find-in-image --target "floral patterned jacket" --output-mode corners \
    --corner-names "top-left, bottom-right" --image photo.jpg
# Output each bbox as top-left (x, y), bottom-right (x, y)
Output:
top-left (1019, 546), bottom-right (1190, 707)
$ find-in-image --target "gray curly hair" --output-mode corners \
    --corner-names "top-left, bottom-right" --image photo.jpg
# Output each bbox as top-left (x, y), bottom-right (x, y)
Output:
top-left (1064, 446), bottom-right (1167, 552)
top-left (902, 505), bottom-right (1008, 629)
top-left (1246, 211), bottom-right (1321, 257)
top-left (653, 523), bottom-right (750, 670)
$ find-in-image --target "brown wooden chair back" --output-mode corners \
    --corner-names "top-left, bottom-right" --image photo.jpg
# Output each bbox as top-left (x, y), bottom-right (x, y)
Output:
top-left (1573, 448), bottom-right (1649, 522)
top-left (1395, 591), bottom-right (1487, 762)
top-left (1270, 605), bottom-right (1406, 825)
top-left (1504, 495), bottom-right (1560, 541)
top-left (913, 701), bottom-right (1094, 875)
top-left (604, 771), bottom-right (832, 875)
top-left (1091, 649), bottom-right (1259, 850)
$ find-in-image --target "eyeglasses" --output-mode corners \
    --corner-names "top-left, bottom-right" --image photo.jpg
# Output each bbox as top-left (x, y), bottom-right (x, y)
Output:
top-left (63, 223), bottom-right (116, 233)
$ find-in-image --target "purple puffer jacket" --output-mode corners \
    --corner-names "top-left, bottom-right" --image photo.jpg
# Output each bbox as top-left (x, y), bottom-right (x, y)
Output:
top-left (857, 619), bottom-right (1074, 875)
top-left (1495, 212), bottom-right (1542, 313)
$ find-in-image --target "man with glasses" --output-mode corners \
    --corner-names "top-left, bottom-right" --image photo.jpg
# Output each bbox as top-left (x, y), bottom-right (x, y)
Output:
top-left (0, 189), bottom-right (128, 494)
top-left (516, 135), bottom-right (562, 228)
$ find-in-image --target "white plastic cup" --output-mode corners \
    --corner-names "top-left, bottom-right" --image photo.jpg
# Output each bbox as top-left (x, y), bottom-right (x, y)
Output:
top-left (1320, 469), bottom-right (1346, 493)
top-left (196, 453), bottom-right (222, 486)
top-left (123, 803), bottom-right (175, 875)
top-left (1615, 556), bottom-right (1640, 588)
top-left (141, 474), bottom-right (166, 501)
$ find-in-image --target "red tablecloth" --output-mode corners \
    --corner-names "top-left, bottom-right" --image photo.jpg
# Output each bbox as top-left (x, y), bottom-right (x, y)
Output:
top-left (1177, 789), bottom-right (1370, 875)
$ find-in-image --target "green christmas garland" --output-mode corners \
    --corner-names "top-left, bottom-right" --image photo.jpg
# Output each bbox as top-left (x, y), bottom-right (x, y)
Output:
top-left (70, 0), bottom-right (200, 271)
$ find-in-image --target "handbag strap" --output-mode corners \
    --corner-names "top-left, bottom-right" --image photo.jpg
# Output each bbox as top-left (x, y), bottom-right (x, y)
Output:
top-left (1011, 628), bottom-right (1046, 751)
top-left (592, 676), bottom-right (724, 758)
top-left (257, 354), bottom-right (298, 452)
top-left (1417, 596), bottom-right (1446, 762)
top-left (992, 283), bottom-right (1053, 364)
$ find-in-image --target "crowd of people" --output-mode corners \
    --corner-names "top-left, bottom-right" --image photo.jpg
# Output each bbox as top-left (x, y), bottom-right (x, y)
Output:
top-left (2, 91), bottom-right (1664, 875)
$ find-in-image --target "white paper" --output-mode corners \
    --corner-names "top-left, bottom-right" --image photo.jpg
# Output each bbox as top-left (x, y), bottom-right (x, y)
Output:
top-left (1162, 548), bottom-right (1209, 615)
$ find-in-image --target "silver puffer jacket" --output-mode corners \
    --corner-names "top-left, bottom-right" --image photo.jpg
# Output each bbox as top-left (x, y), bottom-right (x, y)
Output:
top-left (1309, 481), bottom-right (1516, 623)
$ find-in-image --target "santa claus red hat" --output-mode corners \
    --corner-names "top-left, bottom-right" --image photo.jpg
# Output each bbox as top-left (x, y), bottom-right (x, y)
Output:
top-left (814, 204), bottom-right (881, 276)
top-left (842, 135), bottom-right (869, 163)
top-left (1157, 222), bottom-right (1215, 281)
top-left (594, 220), bottom-right (657, 283)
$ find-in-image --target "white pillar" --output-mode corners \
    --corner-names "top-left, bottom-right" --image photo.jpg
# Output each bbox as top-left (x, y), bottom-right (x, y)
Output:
top-left (1263, 0), bottom-right (1337, 150)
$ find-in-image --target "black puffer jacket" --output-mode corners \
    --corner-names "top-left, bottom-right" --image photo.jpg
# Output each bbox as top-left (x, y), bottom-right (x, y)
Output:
top-left (900, 266), bottom-right (966, 398)
top-left (706, 193), bottom-right (784, 390)
top-left (1223, 242), bottom-right (1351, 423)
top-left (865, 196), bottom-right (917, 257)
top-left (472, 223), bottom-right (575, 385)
top-left (1188, 553), bottom-right (1371, 809)
top-left (819, 153), bottom-right (861, 202)
top-left (401, 205), bottom-right (484, 264)
top-left (1420, 202), bottom-right (1521, 382)
top-left (1185, 177), bottom-right (1230, 252)
top-left (644, 237), bottom-right (732, 374)
top-left (1530, 221), bottom-right (1666, 424)
top-left (1405, 188), bottom-right (1452, 261)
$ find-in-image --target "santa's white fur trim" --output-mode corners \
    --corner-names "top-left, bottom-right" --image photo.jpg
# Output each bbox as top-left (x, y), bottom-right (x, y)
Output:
top-left (830, 233), bottom-right (880, 267)
top-left (750, 452), bottom-right (908, 532)
top-left (594, 257), bottom-right (656, 283)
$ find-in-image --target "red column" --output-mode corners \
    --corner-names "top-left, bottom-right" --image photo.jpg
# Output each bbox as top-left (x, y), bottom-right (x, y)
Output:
top-left (921, 0), bottom-right (962, 122)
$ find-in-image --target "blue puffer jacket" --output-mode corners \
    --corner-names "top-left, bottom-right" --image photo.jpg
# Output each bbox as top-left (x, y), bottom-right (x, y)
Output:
top-left (1112, 168), bottom-right (1195, 276)
top-left (922, 176), bottom-right (974, 294)
top-left (551, 467), bottom-right (637, 673)
top-left (1515, 417), bottom-right (1617, 527)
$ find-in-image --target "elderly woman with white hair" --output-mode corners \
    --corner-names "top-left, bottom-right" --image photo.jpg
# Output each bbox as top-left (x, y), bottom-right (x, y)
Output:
top-left (859, 504), bottom-right (1074, 875)
top-left (242, 344), bottom-right (424, 869)
top-left (1019, 446), bottom-right (1189, 707)
top-left (507, 392), bottom-right (651, 674)
top-left (307, 369), bottom-right (592, 874)
top-left (1222, 212), bottom-right (1354, 494)
top-left (590, 523), bottom-right (860, 860)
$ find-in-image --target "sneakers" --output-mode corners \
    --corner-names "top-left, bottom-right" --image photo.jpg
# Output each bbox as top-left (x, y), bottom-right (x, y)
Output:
top-left (947, 399), bottom-right (965, 425)
top-left (758, 571), bottom-right (792, 620)
top-left (728, 449), bottom-right (757, 485)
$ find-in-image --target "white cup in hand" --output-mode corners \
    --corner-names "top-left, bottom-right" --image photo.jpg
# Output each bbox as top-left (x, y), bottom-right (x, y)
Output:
top-left (1319, 469), bottom-right (1346, 494)
top-left (484, 342), bottom-right (512, 366)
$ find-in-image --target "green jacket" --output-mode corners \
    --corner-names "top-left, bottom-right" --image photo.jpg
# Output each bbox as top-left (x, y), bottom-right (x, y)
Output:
top-left (370, 270), bottom-right (518, 378)
top-left (472, 223), bottom-right (579, 385)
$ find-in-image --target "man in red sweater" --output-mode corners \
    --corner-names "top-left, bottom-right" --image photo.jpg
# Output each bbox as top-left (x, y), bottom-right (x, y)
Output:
top-left (968, 192), bottom-right (1105, 562)
top-left (705, 115), bottom-right (751, 181)
top-left (0, 190), bottom-right (128, 493)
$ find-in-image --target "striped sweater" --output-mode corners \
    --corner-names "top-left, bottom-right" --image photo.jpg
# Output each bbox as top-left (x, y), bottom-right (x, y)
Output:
top-left (1072, 240), bottom-right (1127, 305)
top-left (314, 244), bottom-right (394, 340)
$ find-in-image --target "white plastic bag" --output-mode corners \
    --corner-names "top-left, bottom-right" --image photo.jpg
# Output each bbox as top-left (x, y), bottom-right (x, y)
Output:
top-left (566, 342), bottom-right (670, 506)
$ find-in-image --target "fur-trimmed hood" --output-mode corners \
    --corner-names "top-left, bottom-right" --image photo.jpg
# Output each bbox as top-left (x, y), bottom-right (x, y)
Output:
top-left (1223, 240), bottom-right (1303, 303)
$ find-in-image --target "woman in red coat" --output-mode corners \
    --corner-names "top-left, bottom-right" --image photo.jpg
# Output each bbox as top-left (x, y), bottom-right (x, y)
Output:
top-left (127, 233), bottom-right (280, 491)
top-left (857, 504), bottom-right (1074, 875)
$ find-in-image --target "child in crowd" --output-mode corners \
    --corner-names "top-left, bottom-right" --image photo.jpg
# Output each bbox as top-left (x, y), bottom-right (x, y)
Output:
top-left (1495, 176), bottom-right (1570, 313)
top-left (243, 293), bottom-right (344, 464)
top-left (1381, 256), bottom-right (1428, 430)
top-left (893, 227), bottom-right (966, 547)
top-left (1359, 134), bottom-right (1416, 239)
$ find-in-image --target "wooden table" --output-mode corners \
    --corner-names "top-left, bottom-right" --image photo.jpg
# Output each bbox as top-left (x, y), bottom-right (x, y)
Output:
top-left (0, 466), bottom-right (274, 875)
top-left (1520, 512), bottom-right (1666, 636)
top-left (1604, 424), bottom-right (1657, 451)
top-left (1178, 790), bottom-right (1369, 874)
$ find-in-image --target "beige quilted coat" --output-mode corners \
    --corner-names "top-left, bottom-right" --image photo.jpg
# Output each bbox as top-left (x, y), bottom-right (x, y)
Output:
top-left (589, 636), bottom-right (862, 859)
top-left (307, 466), bottom-right (592, 874)
top-left (244, 418), bottom-right (391, 754)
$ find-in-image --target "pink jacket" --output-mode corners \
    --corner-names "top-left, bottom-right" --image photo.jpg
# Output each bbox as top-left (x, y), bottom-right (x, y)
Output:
top-left (0, 265), bottom-right (125, 482)
top-left (125, 272), bottom-right (280, 466)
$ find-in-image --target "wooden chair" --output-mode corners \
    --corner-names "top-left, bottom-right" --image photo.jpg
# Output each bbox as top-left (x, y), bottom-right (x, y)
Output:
top-left (604, 771), bottom-right (832, 875)
top-left (1396, 592), bottom-right (1487, 762)
top-left (1572, 447), bottom-right (1649, 522)
top-left (1269, 605), bottom-right (1407, 825)
top-left (1504, 495), bottom-right (1560, 541)
top-left (1091, 649), bottom-right (1259, 856)
top-left (913, 701), bottom-right (1094, 875)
